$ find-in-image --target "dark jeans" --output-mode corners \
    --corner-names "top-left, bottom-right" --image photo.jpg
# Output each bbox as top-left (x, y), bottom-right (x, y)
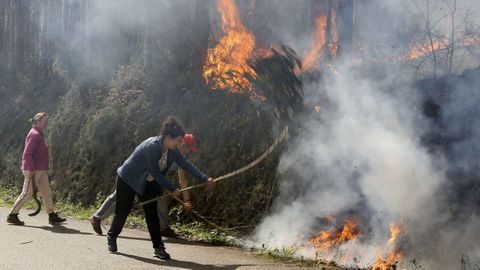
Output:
top-left (107, 176), bottom-right (164, 249)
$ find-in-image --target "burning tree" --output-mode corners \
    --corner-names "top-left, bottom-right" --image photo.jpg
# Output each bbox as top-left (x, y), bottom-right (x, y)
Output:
top-left (203, 0), bottom-right (303, 122)
top-left (300, 0), bottom-right (354, 74)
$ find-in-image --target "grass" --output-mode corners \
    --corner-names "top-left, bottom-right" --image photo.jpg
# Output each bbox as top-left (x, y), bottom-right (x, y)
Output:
top-left (172, 220), bottom-right (234, 245)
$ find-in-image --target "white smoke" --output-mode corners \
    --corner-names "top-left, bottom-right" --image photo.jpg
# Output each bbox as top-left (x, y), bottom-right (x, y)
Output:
top-left (252, 1), bottom-right (480, 268)
top-left (252, 61), bottom-right (460, 267)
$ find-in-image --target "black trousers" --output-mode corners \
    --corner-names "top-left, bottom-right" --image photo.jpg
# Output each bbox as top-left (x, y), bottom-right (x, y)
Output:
top-left (107, 176), bottom-right (164, 249)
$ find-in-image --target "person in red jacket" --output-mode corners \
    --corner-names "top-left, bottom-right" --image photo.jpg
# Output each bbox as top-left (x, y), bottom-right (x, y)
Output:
top-left (7, 112), bottom-right (66, 225)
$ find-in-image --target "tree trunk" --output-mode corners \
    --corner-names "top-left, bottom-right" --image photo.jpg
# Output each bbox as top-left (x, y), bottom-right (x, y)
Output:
top-left (0, 0), bottom-right (5, 59)
top-left (448, 0), bottom-right (456, 74)
top-left (191, 0), bottom-right (210, 77)
top-left (82, 0), bottom-right (89, 67)
top-left (337, 0), bottom-right (354, 58)
top-left (324, 0), bottom-right (333, 62)
top-left (141, 4), bottom-right (151, 71)
top-left (13, 0), bottom-right (24, 72)
top-left (426, 0), bottom-right (437, 78)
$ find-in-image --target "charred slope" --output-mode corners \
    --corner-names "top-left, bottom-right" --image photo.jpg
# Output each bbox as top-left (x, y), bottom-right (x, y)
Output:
top-left (418, 66), bottom-right (480, 219)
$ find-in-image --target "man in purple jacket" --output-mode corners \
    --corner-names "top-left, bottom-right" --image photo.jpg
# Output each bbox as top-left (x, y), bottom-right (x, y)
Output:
top-left (7, 112), bottom-right (66, 225)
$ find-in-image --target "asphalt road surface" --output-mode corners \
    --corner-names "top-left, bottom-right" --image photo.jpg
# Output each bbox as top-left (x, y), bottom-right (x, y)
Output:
top-left (0, 207), bottom-right (316, 270)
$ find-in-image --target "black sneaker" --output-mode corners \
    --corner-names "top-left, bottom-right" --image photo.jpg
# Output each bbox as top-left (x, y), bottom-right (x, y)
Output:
top-left (153, 248), bottom-right (171, 260)
top-left (7, 214), bottom-right (25, 226)
top-left (89, 216), bottom-right (103, 235)
top-left (48, 212), bottom-right (67, 224)
top-left (107, 235), bottom-right (117, 253)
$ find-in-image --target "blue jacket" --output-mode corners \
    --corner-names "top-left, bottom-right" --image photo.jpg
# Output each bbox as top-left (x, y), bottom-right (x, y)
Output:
top-left (117, 136), bottom-right (208, 196)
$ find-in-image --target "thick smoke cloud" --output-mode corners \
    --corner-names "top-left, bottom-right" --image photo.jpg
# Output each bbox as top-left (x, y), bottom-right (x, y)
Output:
top-left (253, 0), bottom-right (480, 269)
top-left (253, 65), bottom-right (450, 268)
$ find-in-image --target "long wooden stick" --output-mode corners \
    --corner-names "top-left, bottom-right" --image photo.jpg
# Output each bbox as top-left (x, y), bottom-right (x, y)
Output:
top-left (135, 126), bottom-right (288, 208)
top-left (170, 195), bottom-right (226, 231)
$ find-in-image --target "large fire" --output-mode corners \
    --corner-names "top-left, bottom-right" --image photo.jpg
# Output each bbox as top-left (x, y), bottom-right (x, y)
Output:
top-left (308, 218), bottom-right (361, 253)
top-left (203, 0), bottom-right (257, 94)
top-left (308, 219), bottom-right (406, 269)
top-left (205, 1), bottom-right (343, 87)
top-left (372, 224), bottom-right (405, 270)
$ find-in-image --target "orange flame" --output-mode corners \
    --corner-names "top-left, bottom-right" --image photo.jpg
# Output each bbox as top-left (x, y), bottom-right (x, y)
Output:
top-left (406, 37), bottom-right (480, 60)
top-left (203, 0), bottom-right (257, 94)
top-left (387, 224), bottom-right (402, 246)
top-left (372, 224), bottom-right (405, 270)
top-left (406, 38), bottom-right (449, 60)
top-left (309, 219), bottom-right (360, 252)
top-left (301, 16), bottom-right (327, 72)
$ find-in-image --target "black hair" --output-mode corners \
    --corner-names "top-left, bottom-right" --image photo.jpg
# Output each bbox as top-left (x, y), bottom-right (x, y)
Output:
top-left (160, 116), bottom-right (185, 139)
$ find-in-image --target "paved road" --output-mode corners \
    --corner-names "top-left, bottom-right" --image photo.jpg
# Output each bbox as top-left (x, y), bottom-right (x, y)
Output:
top-left (0, 207), bottom-right (314, 270)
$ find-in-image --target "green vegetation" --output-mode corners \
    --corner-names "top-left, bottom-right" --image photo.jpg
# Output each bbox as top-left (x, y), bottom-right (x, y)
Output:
top-left (0, 68), bottom-right (281, 229)
top-left (172, 221), bottom-right (232, 245)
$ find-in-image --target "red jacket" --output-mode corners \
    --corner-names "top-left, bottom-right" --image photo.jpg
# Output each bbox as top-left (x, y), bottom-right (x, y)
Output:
top-left (21, 125), bottom-right (49, 171)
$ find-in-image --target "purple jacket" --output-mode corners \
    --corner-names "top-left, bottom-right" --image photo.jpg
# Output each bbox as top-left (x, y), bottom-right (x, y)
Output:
top-left (21, 125), bottom-right (49, 171)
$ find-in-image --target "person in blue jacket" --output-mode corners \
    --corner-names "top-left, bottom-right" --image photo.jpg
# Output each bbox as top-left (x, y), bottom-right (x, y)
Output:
top-left (107, 116), bottom-right (214, 260)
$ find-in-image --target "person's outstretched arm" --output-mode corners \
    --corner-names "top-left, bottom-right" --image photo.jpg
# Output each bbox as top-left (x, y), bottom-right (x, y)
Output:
top-left (173, 150), bottom-right (208, 182)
